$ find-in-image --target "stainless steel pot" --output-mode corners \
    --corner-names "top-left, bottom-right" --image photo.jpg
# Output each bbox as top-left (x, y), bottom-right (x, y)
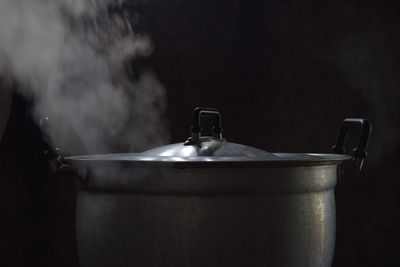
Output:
top-left (64, 107), bottom-right (371, 267)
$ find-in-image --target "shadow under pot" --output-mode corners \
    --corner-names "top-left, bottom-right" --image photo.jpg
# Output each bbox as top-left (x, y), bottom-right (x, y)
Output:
top-left (62, 107), bottom-right (371, 267)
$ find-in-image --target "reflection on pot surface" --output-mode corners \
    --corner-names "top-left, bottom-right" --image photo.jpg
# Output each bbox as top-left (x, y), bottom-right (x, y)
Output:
top-left (62, 107), bottom-right (371, 267)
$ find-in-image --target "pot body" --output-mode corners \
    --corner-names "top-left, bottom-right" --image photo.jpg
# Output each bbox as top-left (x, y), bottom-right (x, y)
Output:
top-left (75, 164), bottom-right (338, 267)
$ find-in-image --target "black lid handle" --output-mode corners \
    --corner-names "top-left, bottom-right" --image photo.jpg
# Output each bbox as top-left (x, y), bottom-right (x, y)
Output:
top-left (185, 107), bottom-right (223, 145)
top-left (332, 118), bottom-right (372, 170)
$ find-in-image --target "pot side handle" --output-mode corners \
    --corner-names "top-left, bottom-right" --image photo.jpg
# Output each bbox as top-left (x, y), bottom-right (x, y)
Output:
top-left (39, 116), bottom-right (87, 183)
top-left (332, 118), bottom-right (372, 171)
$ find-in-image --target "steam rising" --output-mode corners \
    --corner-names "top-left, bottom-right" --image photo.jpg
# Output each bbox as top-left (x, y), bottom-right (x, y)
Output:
top-left (337, 30), bottom-right (399, 161)
top-left (0, 0), bottom-right (169, 154)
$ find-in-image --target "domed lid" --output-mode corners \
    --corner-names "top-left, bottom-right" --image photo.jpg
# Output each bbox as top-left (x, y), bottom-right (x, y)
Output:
top-left (142, 137), bottom-right (279, 159)
top-left (65, 108), bottom-right (351, 167)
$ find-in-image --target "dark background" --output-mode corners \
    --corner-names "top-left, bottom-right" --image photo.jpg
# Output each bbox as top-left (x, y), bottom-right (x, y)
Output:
top-left (1, 0), bottom-right (400, 266)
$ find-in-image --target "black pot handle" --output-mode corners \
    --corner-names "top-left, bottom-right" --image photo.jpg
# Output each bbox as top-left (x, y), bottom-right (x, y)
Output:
top-left (39, 117), bottom-right (85, 181)
top-left (185, 107), bottom-right (223, 145)
top-left (332, 118), bottom-right (372, 170)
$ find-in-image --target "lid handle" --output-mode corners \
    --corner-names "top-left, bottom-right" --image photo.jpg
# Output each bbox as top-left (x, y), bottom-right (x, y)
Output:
top-left (332, 118), bottom-right (372, 170)
top-left (185, 107), bottom-right (223, 145)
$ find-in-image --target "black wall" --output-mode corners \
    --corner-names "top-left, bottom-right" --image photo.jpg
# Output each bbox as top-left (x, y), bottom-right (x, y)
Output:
top-left (127, 0), bottom-right (400, 266)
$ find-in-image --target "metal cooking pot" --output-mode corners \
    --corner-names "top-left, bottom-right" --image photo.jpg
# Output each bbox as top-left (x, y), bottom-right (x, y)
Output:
top-left (64, 107), bottom-right (371, 267)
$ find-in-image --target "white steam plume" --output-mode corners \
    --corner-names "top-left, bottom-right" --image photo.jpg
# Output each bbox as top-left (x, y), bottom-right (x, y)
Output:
top-left (0, 0), bottom-right (169, 154)
top-left (337, 29), bottom-right (399, 162)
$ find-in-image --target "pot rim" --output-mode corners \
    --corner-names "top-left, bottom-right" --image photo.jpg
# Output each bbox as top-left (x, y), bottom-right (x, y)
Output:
top-left (65, 153), bottom-right (351, 168)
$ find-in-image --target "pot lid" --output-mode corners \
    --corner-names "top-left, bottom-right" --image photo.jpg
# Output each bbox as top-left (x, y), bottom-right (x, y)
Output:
top-left (141, 107), bottom-right (280, 160)
top-left (65, 108), bottom-right (352, 167)
top-left (141, 137), bottom-right (279, 159)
